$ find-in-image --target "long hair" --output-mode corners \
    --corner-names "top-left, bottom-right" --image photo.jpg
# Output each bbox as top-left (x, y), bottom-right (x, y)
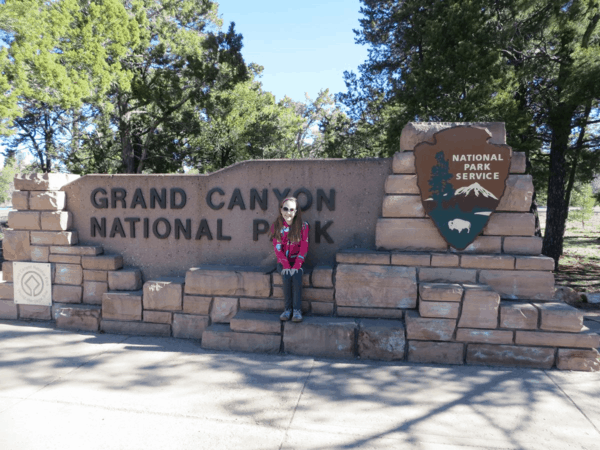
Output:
top-left (268, 197), bottom-right (304, 243)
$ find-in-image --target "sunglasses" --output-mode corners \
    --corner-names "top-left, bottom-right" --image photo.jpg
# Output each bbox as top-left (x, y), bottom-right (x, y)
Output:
top-left (282, 207), bottom-right (296, 212)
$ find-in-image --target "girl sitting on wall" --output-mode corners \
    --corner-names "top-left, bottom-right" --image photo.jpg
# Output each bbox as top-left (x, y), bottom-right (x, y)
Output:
top-left (269, 197), bottom-right (309, 322)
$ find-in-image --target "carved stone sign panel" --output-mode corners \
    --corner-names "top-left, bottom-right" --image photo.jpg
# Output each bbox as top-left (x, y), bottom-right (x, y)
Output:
top-left (414, 126), bottom-right (512, 250)
top-left (62, 159), bottom-right (391, 279)
top-left (14, 262), bottom-right (52, 306)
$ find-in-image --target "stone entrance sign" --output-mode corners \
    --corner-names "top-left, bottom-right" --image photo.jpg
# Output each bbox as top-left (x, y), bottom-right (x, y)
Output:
top-left (2, 121), bottom-right (597, 372)
top-left (62, 159), bottom-right (390, 279)
top-left (414, 126), bottom-right (511, 250)
top-left (13, 262), bottom-right (52, 306)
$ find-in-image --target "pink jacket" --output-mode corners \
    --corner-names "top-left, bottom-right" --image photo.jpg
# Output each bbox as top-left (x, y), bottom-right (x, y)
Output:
top-left (271, 220), bottom-right (309, 270)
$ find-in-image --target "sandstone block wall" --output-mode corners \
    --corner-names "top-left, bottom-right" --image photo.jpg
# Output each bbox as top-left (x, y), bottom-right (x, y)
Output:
top-left (2, 157), bottom-right (598, 372)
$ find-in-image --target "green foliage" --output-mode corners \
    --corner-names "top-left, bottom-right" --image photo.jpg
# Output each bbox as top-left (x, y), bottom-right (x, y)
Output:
top-left (340, 0), bottom-right (600, 262)
top-left (1, 0), bottom-right (250, 174)
top-left (0, 157), bottom-right (18, 204)
top-left (569, 183), bottom-right (596, 229)
top-left (0, 0), bottom-right (141, 171)
top-left (338, 0), bottom-right (522, 156)
top-left (85, 0), bottom-right (249, 174)
top-left (183, 65), bottom-right (303, 173)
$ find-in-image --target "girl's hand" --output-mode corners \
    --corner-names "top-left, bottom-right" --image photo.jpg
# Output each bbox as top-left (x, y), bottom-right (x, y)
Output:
top-left (290, 268), bottom-right (297, 276)
top-left (281, 268), bottom-right (290, 276)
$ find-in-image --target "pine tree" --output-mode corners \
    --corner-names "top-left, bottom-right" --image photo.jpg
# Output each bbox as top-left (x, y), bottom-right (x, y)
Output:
top-left (429, 151), bottom-right (454, 203)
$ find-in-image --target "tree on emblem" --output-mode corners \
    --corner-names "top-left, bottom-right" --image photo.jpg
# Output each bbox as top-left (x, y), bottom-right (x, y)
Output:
top-left (429, 151), bottom-right (454, 204)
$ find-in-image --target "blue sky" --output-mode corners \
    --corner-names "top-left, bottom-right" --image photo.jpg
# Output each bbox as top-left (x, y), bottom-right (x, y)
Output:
top-left (216, 0), bottom-right (368, 103)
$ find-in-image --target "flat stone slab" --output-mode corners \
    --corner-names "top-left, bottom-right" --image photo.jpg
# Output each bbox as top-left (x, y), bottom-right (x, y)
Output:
top-left (419, 283), bottom-right (463, 302)
top-left (230, 311), bottom-right (282, 334)
top-left (283, 316), bottom-right (357, 358)
top-left (185, 266), bottom-right (271, 297)
top-left (557, 349), bottom-right (600, 372)
top-left (143, 278), bottom-right (184, 311)
top-left (466, 344), bottom-right (555, 369)
top-left (14, 173), bottom-right (79, 190)
top-left (211, 297), bottom-right (239, 324)
top-left (108, 268), bottom-right (143, 291)
top-left (336, 306), bottom-right (404, 319)
top-left (418, 268), bottom-right (477, 284)
top-left (400, 121), bottom-right (506, 151)
top-left (534, 302), bottom-right (583, 332)
top-left (82, 254), bottom-right (123, 271)
top-left (0, 299), bottom-right (18, 319)
top-left (183, 295), bottom-right (212, 315)
top-left (419, 301), bottom-right (460, 319)
top-left (497, 175), bottom-right (534, 212)
top-left (50, 245), bottom-right (103, 256)
top-left (515, 329), bottom-right (600, 349)
top-left (100, 320), bottom-right (171, 337)
top-left (311, 266), bottom-right (334, 288)
top-left (102, 290), bottom-right (143, 321)
top-left (18, 305), bottom-right (51, 320)
top-left (357, 319), bottom-right (406, 361)
top-left (480, 270), bottom-right (555, 300)
top-left (335, 264), bottom-right (417, 308)
top-left (202, 324), bottom-right (281, 354)
top-left (500, 302), bottom-right (538, 329)
top-left (239, 297), bottom-right (285, 312)
top-left (335, 249), bottom-right (391, 265)
top-left (391, 252), bottom-right (431, 266)
top-left (52, 303), bottom-right (101, 332)
top-left (405, 310), bottom-right (456, 341)
top-left (458, 285), bottom-right (500, 329)
top-left (455, 328), bottom-right (514, 345)
top-left (407, 341), bottom-right (465, 365)
top-left (172, 314), bottom-right (210, 340)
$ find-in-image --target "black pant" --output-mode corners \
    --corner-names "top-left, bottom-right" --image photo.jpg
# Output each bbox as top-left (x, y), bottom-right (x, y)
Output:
top-left (277, 263), bottom-right (303, 311)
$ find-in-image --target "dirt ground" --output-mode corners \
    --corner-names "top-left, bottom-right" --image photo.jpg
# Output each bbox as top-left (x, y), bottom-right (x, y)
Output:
top-left (538, 209), bottom-right (600, 314)
top-left (539, 209), bottom-right (600, 293)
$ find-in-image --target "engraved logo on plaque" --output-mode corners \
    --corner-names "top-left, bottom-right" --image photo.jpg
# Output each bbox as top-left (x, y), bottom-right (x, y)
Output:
top-left (414, 126), bottom-right (512, 250)
top-left (14, 263), bottom-right (52, 306)
top-left (21, 271), bottom-right (44, 296)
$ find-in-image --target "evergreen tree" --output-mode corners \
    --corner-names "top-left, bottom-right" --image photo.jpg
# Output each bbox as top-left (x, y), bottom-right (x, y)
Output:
top-left (339, 0), bottom-right (600, 268)
top-left (429, 151), bottom-right (454, 203)
top-left (569, 183), bottom-right (596, 229)
top-left (0, 0), bottom-right (141, 172)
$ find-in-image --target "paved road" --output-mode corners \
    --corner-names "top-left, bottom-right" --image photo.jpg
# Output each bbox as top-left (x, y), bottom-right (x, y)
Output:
top-left (0, 320), bottom-right (599, 450)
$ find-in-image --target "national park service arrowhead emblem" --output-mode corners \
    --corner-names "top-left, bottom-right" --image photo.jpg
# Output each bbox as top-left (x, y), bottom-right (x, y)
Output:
top-left (414, 126), bottom-right (512, 250)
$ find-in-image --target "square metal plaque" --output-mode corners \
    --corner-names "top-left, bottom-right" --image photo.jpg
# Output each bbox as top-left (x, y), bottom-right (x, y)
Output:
top-left (13, 262), bottom-right (52, 306)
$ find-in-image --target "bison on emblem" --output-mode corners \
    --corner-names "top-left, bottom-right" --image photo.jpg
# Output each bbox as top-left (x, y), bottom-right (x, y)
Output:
top-left (448, 218), bottom-right (471, 234)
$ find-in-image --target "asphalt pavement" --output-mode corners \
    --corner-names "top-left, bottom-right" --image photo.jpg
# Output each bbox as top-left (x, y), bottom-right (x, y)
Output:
top-left (0, 319), bottom-right (599, 450)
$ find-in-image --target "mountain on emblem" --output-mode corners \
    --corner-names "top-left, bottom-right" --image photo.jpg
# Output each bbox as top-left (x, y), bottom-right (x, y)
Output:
top-left (454, 182), bottom-right (498, 199)
top-left (414, 126), bottom-right (512, 250)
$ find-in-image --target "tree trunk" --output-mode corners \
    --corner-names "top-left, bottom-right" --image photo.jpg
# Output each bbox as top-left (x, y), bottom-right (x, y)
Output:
top-left (43, 110), bottom-right (53, 173)
top-left (542, 107), bottom-right (576, 270)
top-left (117, 90), bottom-right (135, 173)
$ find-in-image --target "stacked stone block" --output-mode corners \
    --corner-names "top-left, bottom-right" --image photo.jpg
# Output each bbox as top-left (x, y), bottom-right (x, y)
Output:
top-left (0, 173), bottom-right (145, 333)
top-left (1, 154), bottom-right (597, 372)
top-left (203, 311), bottom-right (282, 354)
top-left (1, 173), bottom-right (80, 322)
top-left (376, 122), bottom-right (553, 301)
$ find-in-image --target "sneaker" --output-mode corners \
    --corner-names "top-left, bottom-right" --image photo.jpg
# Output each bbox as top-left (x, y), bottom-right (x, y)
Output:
top-left (280, 310), bottom-right (292, 321)
top-left (292, 309), bottom-right (303, 322)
